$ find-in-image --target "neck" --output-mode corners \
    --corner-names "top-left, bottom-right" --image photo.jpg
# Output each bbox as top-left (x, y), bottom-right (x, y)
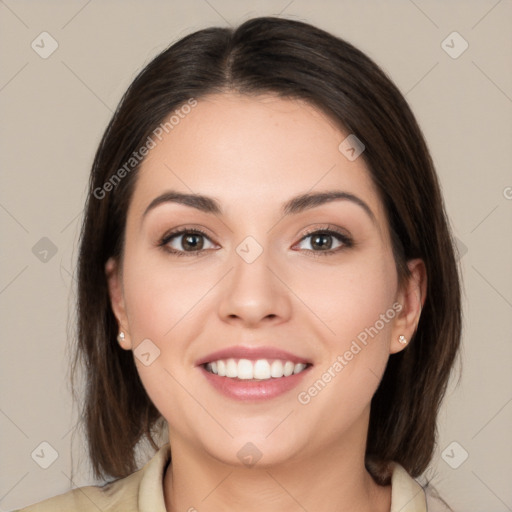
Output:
top-left (163, 415), bottom-right (391, 512)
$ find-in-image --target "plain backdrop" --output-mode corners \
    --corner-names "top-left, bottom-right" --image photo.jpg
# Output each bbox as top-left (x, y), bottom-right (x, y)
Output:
top-left (1, 1), bottom-right (511, 511)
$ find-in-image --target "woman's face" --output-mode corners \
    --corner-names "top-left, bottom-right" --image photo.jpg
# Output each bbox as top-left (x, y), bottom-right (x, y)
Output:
top-left (106, 92), bottom-right (421, 467)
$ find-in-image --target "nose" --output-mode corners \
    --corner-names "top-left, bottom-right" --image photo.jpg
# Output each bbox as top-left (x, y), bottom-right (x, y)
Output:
top-left (217, 245), bottom-right (292, 328)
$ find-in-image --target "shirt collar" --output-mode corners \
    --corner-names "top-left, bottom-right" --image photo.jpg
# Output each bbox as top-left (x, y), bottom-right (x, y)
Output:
top-left (390, 462), bottom-right (427, 511)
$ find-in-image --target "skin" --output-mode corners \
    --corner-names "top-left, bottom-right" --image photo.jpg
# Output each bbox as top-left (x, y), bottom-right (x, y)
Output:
top-left (106, 92), bottom-right (426, 512)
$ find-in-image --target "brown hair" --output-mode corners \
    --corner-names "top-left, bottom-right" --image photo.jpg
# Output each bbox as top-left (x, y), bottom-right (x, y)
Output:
top-left (71, 16), bottom-right (462, 485)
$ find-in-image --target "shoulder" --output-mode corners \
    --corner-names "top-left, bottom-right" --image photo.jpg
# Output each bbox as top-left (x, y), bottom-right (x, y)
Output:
top-left (390, 463), bottom-right (452, 512)
top-left (14, 443), bottom-right (171, 512)
top-left (13, 470), bottom-right (142, 512)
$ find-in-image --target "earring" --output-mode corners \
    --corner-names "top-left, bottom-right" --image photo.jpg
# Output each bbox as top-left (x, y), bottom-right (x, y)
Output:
top-left (117, 331), bottom-right (125, 343)
top-left (398, 335), bottom-right (407, 345)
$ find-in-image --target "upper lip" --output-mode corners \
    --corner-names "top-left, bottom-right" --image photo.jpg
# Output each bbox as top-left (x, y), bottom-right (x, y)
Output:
top-left (195, 345), bottom-right (313, 366)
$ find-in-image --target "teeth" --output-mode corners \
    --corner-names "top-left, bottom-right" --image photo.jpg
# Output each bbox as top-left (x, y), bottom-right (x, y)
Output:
top-left (226, 359), bottom-right (238, 378)
top-left (205, 358), bottom-right (309, 380)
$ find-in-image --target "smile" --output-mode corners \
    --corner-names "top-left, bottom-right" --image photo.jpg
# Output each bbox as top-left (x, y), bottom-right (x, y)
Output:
top-left (200, 359), bottom-right (313, 401)
top-left (204, 358), bottom-right (310, 380)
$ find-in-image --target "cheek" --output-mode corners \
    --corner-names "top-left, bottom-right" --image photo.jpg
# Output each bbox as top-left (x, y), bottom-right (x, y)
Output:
top-left (122, 246), bottom-right (213, 342)
top-left (294, 262), bottom-right (398, 433)
top-left (294, 248), bottom-right (398, 349)
top-left (119, 248), bottom-right (213, 422)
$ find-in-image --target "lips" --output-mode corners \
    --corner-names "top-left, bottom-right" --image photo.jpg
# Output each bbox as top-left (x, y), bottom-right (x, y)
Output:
top-left (195, 345), bottom-right (312, 367)
top-left (200, 364), bottom-right (312, 400)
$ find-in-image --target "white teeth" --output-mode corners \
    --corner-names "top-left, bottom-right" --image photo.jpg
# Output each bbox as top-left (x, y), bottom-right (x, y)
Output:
top-left (237, 359), bottom-right (254, 380)
top-left (226, 359), bottom-right (238, 378)
top-left (270, 360), bottom-right (284, 378)
top-left (253, 359), bottom-right (270, 379)
top-left (294, 363), bottom-right (307, 374)
top-left (283, 361), bottom-right (295, 377)
top-left (204, 358), bottom-right (309, 380)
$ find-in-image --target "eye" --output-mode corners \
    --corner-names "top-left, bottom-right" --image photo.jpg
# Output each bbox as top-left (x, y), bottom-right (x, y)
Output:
top-left (158, 228), bottom-right (216, 256)
top-left (158, 225), bottom-right (353, 258)
top-left (294, 226), bottom-right (353, 256)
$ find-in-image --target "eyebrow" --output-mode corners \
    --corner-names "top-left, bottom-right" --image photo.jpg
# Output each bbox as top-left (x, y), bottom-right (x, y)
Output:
top-left (142, 190), bottom-right (376, 224)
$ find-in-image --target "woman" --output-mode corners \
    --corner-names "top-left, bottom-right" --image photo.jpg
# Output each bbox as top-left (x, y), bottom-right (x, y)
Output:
top-left (16, 16), bottom-right (461, 512)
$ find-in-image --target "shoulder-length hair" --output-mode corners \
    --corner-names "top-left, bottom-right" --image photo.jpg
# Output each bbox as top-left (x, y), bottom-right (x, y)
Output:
top-left (72, 16), bottom-right (462, 484)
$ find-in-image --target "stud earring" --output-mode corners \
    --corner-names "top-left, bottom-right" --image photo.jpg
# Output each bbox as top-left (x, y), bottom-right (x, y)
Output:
top-left (398, 335), bottom-right (407, 345)
top-left (117, 331), bottom-right (125, 343)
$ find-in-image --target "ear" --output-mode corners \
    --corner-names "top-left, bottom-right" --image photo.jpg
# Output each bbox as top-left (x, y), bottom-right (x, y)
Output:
top-left (390, 258), bottom-right (427, 354)
top-left (105, 256), bottom-right (132, 350)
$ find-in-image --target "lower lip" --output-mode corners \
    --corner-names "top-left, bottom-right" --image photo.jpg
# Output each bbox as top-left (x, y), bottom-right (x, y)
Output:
top-left (199, 365), bottom-right (312, 401)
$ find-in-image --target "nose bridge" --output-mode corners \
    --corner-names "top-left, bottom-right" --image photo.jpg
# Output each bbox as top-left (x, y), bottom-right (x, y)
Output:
top-left (217, 234), bottom-right (291, 325)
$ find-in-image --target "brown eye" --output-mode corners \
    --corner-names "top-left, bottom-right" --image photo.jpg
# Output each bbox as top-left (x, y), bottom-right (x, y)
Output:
top-left (310, 233), bottom-right (334, 250)
top-left (180, 233), bottom-right (205, 251)
top-left (159, 229), bottom-right (216, 256)
top-left (294, 228), bottom-right (353, 256)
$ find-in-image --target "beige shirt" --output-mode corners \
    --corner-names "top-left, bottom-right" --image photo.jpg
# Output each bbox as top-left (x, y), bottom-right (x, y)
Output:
top-left (15, 443), bottom-right (431, 512)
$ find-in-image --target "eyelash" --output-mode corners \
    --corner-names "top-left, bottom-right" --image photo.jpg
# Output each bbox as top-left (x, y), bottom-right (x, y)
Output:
top-left (157, 225), bottom-right (353, 258)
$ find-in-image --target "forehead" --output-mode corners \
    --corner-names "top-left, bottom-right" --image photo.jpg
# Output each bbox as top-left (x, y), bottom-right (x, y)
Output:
top-left (130, 92), bottom-right (386, 225)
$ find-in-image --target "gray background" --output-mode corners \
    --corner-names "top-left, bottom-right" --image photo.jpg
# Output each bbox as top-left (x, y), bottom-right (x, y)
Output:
top-left (1, 1), bottom-right (511, 510)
